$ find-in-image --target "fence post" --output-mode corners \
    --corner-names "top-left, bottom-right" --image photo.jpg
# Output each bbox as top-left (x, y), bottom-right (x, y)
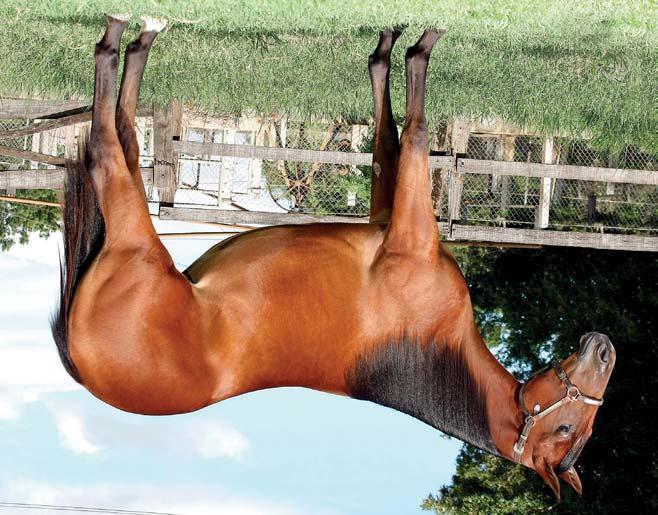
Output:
top-left (64, 125), bottom-right (76, 159)
top-left (448, 119), bottom-right (469, 230)
top-left (499, 136), bottom-right (515, 213)
top-left (154, 100), bottom-right (182, 206)
top-left (535, 138), bottom-right (554, 228)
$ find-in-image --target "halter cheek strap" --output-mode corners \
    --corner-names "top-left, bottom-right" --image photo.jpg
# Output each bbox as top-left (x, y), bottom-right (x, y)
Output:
top-left (513, 361), bottom-right (604, 463)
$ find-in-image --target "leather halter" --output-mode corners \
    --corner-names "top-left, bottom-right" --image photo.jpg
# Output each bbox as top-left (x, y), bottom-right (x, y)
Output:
top-left (513, 361), bottom-right (604, 463)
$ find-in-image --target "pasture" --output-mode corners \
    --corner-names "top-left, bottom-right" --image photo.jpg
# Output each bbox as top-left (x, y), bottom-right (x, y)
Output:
top-left (0, 0), bottom-right (655, 151)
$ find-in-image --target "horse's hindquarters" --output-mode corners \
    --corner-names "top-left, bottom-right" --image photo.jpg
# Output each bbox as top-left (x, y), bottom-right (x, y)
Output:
top-left (68, 243), bottom-right (217, 415)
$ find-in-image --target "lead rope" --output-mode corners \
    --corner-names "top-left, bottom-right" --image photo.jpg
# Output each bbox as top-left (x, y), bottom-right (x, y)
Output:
top-left (513, 361), bottom-right (604, 463)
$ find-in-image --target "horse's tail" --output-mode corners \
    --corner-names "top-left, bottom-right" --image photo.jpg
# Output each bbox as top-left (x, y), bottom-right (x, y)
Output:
top-left (50, 138), bottom-right (105, 384)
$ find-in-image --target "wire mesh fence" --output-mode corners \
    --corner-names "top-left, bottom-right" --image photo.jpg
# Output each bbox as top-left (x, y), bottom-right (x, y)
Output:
top-left (456, 134), bottom-right (658, 234)
top-left (2, 110), bottom-right (657, 236)
top-left (171, 118), bottom-right (373, 216)
top-left (0, 119), bottom-right (36, 170)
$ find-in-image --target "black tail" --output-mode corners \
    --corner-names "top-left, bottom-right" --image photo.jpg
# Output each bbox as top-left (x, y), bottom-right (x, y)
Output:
top-left (51, 138), bottom-right (105, 383)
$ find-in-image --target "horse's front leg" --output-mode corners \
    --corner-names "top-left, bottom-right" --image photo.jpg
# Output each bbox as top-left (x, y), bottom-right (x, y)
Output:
top-left (369, 29), bottom-right (402, 223)
top-left (383, 29), bottom-right (446, 259)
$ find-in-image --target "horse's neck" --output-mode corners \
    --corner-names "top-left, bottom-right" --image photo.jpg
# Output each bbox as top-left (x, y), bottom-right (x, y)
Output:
top-left (467, 334), bottom-right (522, 460)
top-left (346, 329), bottom-right (520, 457)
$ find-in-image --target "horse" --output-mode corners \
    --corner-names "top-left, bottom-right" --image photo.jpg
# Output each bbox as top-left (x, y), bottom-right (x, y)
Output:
top-left (51, 14), bottom-right (616, 499)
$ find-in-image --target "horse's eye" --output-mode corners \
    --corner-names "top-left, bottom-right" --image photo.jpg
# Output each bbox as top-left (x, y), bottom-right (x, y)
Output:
top-left (556, 424), bottom-right (573, 434)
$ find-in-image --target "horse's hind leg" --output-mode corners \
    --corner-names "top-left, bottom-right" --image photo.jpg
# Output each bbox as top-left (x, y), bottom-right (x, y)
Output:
top-left (116, 16), bottom-right (167, 197)
top-left (368, 29), bottom-right (402, 223)
top-left (384, 30), bottom-right (446, 258)
top-left (88, 14), bottom-right (158, 246)
top-left (88, 13), bottom-right (129, 176)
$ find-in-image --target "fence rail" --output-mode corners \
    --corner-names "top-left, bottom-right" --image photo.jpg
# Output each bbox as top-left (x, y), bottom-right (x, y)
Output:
top-left (1, 98), bottom-right (657, 252)
top-left (457, 159), bottom-right (658, 185)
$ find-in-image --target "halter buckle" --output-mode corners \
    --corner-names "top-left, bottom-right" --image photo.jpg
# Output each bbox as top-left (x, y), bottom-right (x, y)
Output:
top-left (513, 441), bottom-right (525, 456)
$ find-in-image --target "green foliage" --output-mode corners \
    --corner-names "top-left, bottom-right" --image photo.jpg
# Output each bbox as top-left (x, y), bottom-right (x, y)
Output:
top-left (0, 1), bottom-right (655, 151)
top-left (422, 447), bottom-right (558, 514)
top-left (0, 190), bottom-right (60, 251)
top-left (424, 247), bottom-right (658, 513)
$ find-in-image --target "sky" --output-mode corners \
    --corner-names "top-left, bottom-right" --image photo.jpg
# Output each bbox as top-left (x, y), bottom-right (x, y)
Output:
top-left (0, 219), bottom-right (462, 515)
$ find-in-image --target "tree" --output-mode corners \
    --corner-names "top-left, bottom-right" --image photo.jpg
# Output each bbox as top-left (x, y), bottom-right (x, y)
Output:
top-left (422, 446), bottom-right (556, 514)
top-left (423, 247), bottom-right (658, 514)
top-left (0, 190), bottom-right (61, 251)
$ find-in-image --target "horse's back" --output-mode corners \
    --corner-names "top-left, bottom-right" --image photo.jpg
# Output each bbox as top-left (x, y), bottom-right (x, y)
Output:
top-left (185, 223), bottom-right (472, 398)
top-left (186, 223), bottom-right (386, 393)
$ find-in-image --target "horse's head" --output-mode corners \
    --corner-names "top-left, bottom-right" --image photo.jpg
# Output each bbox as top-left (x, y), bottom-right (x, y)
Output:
top-left (514, 332), bottom-right (616, 499)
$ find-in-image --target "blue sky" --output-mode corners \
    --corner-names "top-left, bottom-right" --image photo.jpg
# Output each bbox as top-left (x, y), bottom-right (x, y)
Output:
top-left (0, 221), bottom-right (462, 515)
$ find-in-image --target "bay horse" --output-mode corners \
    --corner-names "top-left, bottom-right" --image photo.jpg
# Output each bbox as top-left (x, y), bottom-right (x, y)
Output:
top-left (52, 15), bottom-right (616, 499)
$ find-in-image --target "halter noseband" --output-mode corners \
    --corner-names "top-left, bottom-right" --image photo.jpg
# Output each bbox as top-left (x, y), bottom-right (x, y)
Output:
top-left (513, 361), bottom-right (604, 463)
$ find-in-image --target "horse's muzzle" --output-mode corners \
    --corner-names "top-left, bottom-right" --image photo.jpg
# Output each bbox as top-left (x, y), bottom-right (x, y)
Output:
top-left (579, 332), bottom-right (616, 368)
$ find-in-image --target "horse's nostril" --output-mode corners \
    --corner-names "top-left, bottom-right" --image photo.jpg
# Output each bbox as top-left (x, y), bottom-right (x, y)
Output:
top-left (598, 343), bottom-right (609, 363)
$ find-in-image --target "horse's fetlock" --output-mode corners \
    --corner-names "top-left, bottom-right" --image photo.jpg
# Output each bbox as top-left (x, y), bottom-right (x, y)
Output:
top-left (95, 41), bottom-right (118, 54)
top-left (405, 46), bottom-right (430, 65)
top-left (95, 44), bottom-right (119, 64)
top-left (126, 40), bottom-right (144, 54)
top-left (368, 57), bottom-right (390, 78)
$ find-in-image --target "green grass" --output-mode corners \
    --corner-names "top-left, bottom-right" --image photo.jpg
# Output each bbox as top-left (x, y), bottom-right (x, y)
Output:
top-left (0, 0), bottom-right (655, 151)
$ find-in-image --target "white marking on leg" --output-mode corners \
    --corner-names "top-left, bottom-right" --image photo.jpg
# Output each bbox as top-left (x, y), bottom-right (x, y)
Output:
top-left (373, 162), bottom-right (382, 178)
top-left (141, 16), bottom-right (168, 33)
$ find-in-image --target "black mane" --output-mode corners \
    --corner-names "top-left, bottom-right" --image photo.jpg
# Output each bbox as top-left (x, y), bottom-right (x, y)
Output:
top-left (347, 340), bottom-right (497, 455)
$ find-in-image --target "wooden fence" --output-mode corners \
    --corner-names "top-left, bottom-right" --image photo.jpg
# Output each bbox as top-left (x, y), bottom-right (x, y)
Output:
top-left (1, 98), bottom-right (657, 252)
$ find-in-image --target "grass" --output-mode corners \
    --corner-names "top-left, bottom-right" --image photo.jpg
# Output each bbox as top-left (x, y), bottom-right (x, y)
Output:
top-left (0, 0), bottom-right (655, 152)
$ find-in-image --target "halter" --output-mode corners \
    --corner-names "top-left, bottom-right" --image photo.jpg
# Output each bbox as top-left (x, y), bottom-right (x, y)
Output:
top-left (513, 361), bottom-right (604, 463)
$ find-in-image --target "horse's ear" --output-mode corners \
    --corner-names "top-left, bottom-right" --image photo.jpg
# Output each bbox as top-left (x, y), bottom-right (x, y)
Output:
top-left (533, 455), bottom-right (561, 500)
top-left (559, 466), bottom-right (583, 496)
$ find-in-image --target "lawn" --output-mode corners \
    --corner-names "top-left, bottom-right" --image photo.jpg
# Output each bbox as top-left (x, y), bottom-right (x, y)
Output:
top-left (0, 0), bottom-right (655, 151)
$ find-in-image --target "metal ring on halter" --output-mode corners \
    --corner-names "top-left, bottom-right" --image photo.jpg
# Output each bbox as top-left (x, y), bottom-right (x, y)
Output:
top-left (567, 385), bottom-right (581, 401)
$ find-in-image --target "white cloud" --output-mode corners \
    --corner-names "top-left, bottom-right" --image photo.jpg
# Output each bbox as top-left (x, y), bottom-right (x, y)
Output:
top-left (0, 395), bottom-right (21, 420)
top-left (45, 399), bottom-right (250, 461)
top-left (51, 410), bottom-right (101, 455)
top-left (0, 232), bottom-right (60, 315)
top-left (0, 342), bottom-right (80, 420)
top-left (0, 272), bottom-right (59, 315)
top-left (1, 479), bottom-right (332, 515)
top-left (185, 420), bottom-right (250, 460)
top-left (0, 232), bottom-right (80, 419)
top-left (0, 328), bottom-right (53, 344)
